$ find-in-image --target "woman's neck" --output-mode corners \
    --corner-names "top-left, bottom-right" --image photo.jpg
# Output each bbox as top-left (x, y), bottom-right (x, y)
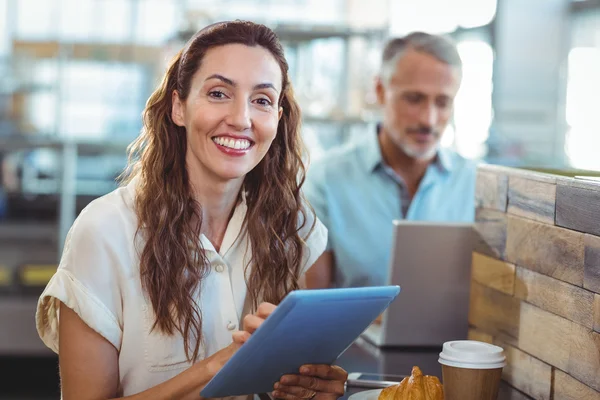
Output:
top-left (187, 167), bottom-right (244, 252)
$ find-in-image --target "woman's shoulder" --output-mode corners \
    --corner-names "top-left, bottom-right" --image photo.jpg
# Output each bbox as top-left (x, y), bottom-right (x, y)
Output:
top-left (298, 200), bottom-right (327, 247)
top-left (296, 200), bottom-right (328, 273)
top-left (68, 181), bottom-right (138, 244)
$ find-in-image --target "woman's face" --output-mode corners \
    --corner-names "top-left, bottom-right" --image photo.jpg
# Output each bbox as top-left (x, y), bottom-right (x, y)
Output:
top-left (172, 44), bottom-right (283, 184)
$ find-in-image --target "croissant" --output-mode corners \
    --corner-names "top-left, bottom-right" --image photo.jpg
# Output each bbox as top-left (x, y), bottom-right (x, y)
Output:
top-left (378, 366), bottom-right (443, 400)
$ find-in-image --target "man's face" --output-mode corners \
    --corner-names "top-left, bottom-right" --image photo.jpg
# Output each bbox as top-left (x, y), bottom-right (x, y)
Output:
top-left (376, 49), bottom-right (461, 160)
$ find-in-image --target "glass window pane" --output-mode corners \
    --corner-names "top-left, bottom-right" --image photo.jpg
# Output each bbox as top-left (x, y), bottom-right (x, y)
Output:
top-left (26, 92), bottom-right (57, 134)
top-left (390, 0), bottom-right (458, 36)
top-left (346, 0), bottom-right (389, 29)
top-left (61, 61), bottom-right (108, 103)
top-left (565, 47), bottom-right (600, 170)
top-left (60, 102), bottom-right (112, 139)
top-left (57, 60), bottom-right (146, 139)
top-left (185, 0), bottom-right (346, 26)
top-left (294, 39), bottom-right (344, 118)
top-left (59, 0), bottom-right (133, 42)
top-left (305, 0), bottom-right (346, 25)
top-left (59, 0), bottom-right (93, 41)
top-left (0, 0), bottom-right (9, 56)
top-left (453, 40), bottom-right (494, 159)
top-left (457, 0), bottom-right (497, 29)
top-left (103, 64), bottom-right (145, 105)
top-left (135, 0), bottom-right (179, 45)
top-left (390, 0), bottom-right (497, 36)
top-left (94, 0), bottom-right (133, 42)
top-left (16, 0), bottom-right (56, 39)
top-left (21, 60), bottom-right (58, 134)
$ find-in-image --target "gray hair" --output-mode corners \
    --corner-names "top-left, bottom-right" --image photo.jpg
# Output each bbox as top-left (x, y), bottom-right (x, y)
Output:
top-left (379, 32), bottom-right (462, 82)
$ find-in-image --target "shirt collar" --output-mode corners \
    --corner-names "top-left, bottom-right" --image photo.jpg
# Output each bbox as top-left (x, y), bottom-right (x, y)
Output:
top-left (360, 124), bottom-right (454, 174)
top-left (126, 173), bottom-right (248, 256)
top-left (200, 195), bottom-right (247, 256)
top-left (360, 125), bottom-right (385, 173)
top-left (435, 147), bottom-right (454, 173)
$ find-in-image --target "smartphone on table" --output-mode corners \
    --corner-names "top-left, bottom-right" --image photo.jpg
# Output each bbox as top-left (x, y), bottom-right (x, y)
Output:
top-left (346, 372), bottom-right (407, 389)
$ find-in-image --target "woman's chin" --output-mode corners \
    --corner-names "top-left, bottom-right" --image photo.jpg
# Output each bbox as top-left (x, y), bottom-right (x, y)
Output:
top-left (214, 167), bottom-right (251, 182)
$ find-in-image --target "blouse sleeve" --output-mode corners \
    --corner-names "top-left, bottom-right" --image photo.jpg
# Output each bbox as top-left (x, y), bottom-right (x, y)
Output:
top-left (36, 203), bottom-right (125, 353)
top-left (303, 159), bottom-right (332, 251)
top-left (298, 202), bottom-right (328, 275)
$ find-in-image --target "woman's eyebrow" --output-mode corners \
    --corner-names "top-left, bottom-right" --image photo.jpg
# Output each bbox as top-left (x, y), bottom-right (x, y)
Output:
top-left (205, 74), bottom-right (277, 92)
top-left (205, 74), bottom-right (235, 86)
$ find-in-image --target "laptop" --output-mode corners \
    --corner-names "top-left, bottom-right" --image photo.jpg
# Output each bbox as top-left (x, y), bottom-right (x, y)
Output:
top-left (361, 220), bottom-right (474, 347)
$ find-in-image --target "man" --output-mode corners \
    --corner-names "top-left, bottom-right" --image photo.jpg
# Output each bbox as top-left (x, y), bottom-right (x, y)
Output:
top-left (304, 32), bottom-right (477, 289)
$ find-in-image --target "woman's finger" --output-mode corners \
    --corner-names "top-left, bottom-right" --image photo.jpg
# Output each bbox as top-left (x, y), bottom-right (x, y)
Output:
top-left (242, 314), bottom-right (264, 334)
top-left (231, 330), bottom-right (250, 345)
top-left (241, 303), bottom-right (276, 334)
top-left (278, 374), bottom-right (343, 396)
top-left (272, 390), bottom-right (301, 400)
top-left (300, 365), bottom-right (348, 382)
top-left (256, 302), bottom-right (276, 319)
top-left (273, 383), bottom-right (317, 399)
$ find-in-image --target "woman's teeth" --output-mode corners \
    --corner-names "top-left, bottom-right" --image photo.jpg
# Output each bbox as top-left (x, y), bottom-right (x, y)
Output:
top-left (212, 137), bottom-right (251, 150)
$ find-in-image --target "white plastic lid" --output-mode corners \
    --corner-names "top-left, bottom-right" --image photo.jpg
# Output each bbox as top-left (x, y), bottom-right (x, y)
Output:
top-left (438, 340), bottom-right (506, 370)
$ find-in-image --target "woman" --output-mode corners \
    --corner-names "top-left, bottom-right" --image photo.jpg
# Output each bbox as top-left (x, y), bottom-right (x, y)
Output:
top-left (36, 21), bottom-right (347, 400)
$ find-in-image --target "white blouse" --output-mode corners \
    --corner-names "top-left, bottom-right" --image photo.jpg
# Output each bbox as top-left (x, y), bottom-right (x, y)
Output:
top-left (36, 177), bottom-right (327, 397)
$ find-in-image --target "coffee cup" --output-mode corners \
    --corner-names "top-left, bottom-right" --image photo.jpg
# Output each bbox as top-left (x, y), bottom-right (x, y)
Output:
top-left (438, 340), bottom-right (506, 400)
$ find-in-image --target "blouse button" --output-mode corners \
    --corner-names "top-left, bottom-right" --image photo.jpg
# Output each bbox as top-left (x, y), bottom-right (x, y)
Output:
top-left (227, 322), bottom-right (237, 331)
top-left (215, 264), bottom-right (225, 273)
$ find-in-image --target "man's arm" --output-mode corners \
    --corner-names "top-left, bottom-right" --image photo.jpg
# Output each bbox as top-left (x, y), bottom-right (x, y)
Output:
top-left (304, 250), bottom-right (335, 289)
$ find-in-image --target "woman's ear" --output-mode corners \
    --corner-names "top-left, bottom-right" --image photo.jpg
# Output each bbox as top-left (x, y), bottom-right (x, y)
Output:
top-left (172, 90), bottom-right (185, 127)
top-left (278, 106), bottom-right (283, 121)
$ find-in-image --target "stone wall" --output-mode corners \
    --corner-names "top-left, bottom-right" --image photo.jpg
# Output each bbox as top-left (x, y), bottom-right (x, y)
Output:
top-left (469, 164), bottom-right (600, 400)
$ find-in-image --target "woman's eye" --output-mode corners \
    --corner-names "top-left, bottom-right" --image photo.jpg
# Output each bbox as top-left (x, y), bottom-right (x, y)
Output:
top-left (208, 90), bottom-right (226, 99)
top-left (255, 98), bottom-right (272, 106)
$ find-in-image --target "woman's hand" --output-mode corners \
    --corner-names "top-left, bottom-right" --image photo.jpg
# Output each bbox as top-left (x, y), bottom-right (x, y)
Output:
top-left (231, 303), bottom-right (348, 399)
top-left (272, 364), bottom-right (348, 400)
top-left (232, 302), bottom-right (277, 345)
top-left (204, 339), bottom-right (243, 378)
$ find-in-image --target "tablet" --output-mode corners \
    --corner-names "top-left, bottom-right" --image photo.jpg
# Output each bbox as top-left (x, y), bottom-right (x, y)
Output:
top-left (200, 285), bottom-right (401, 397)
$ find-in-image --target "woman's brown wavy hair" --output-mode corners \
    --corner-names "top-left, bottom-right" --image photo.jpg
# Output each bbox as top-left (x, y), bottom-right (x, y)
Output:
top-left (121, 20), bottom-right (314, 361)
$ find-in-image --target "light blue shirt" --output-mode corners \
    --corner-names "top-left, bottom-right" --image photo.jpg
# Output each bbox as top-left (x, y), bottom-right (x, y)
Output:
top-left (304, 129), bottom-right (478, 288)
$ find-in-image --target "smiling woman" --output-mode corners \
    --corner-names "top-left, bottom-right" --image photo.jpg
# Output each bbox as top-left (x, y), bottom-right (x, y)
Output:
top-left (172, 43), bottom-right (284, 182)
top-left (35, 20), bottom-right (347, 400)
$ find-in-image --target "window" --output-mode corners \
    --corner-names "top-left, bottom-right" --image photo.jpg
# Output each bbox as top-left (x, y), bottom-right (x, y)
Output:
top-left (59, 61), bottom-right (145, 139)
top-left (16, 0), bottom-right (57, 39)
top-left (94, 0), bottom-right (133, 42)
top-left (25, 60), bottom-right (145, 139)
top-left (450, 40), bottom-right (494, 159)
top-left (59, 0), bottom-right (133, 42)
top-left (565, 47), bottom-right (600, 170)
top-left (565, 8), bottom-right (600, 170)
top-left (58, 0), bottom-right (94, 41)
top-left (135, 0), bottom-right (179, 45)
top-left (390, 0), bottom-right (497, 36)
top-left (184, 0), bottom-right (346, 26)
top-left (0, 0), bottom-right (8, 56)
top-left (293, 39), bottom-right (344, 118)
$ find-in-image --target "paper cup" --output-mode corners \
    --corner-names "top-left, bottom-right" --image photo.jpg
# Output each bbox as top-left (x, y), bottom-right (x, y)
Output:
top-left (438, 340), bottom-right (506, 400)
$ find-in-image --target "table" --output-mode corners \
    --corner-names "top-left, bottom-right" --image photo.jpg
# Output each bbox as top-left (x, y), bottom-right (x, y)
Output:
top-left (334, 338), bottom-right (533, 400)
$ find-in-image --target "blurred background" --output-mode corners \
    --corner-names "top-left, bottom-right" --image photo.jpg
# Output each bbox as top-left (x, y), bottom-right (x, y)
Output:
top-left (0, 0), bottom-right (598, 398)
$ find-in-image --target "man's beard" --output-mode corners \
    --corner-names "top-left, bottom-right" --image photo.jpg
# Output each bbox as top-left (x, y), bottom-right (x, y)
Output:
top-left (400, 140), bottom-right (439, 160)
top-left (401, 125), bottom-right (440, 160)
